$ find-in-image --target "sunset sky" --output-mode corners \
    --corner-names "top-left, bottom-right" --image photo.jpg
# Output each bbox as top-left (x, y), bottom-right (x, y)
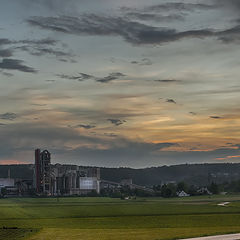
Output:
top-left (1, 0), bottom-right (240, 167)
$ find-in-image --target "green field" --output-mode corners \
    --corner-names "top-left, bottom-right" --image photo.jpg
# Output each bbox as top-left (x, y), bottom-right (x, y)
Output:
top-left (1, 195), bottom-right (240, 240)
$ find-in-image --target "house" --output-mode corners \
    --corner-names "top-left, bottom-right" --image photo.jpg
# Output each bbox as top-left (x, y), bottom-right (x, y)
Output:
top-left (177, 190), bottom-right (190, 197)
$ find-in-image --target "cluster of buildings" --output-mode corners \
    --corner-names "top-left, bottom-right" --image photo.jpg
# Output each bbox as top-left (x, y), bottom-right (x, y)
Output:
top-left (34, 149), bottom-right (100, 196)
top-left (0, 149), bottom-right (101, 196)
top-left (0, 148), bottom-right (151, 197)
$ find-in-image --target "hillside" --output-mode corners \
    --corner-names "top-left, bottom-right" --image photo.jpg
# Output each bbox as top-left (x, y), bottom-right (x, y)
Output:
top-left (1, 163), bottom-right (240, 186)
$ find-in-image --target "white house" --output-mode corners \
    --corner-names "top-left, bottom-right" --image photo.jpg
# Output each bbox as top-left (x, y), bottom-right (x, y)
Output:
top-left (177, 190), bottom-right (190, 197)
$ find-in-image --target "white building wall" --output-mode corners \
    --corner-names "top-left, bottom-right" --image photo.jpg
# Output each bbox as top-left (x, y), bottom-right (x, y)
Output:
top-left (0, 178), bottom-right (14, 188)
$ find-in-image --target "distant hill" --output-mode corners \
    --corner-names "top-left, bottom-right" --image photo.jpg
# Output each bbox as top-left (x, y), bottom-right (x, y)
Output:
top-left (1, 163), bottom-right (240, 186)
top-left (101, 163), bottom-right (240, 186)
top-left (0, 164), bottom-right (34, 180)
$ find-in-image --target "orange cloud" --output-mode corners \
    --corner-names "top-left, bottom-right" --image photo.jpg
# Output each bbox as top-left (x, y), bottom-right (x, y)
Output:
top-left (0, 160), bottom-right (28, 165)
top-left (216, 155), bottom-right (240, 161)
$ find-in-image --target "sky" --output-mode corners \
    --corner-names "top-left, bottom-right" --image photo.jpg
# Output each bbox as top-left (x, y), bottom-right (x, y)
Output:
top-left (1, 0), bottom-right (240, 168)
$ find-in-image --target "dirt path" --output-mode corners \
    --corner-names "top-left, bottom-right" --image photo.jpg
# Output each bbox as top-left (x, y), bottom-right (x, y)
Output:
top-left (180, 233), bottom-right (240, 240)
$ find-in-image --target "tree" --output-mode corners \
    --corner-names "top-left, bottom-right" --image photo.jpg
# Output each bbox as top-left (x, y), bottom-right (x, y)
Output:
top-left (209, 182), bottom-right (219, 194)
top-left (1, 188), bottom-right (7, 197)
top-left (177, 182), bottom-right (188, 193)
top-left (161, 183), bottom-right (176, 198)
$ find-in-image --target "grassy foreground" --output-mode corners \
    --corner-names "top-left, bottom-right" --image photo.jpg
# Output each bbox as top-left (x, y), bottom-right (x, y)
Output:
top-left (1, 195), bottom-right (240, 239)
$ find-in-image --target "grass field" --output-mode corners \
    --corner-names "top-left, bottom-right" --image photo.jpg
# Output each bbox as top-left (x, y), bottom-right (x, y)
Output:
top-left (1, 195), bottom-right (240, 240)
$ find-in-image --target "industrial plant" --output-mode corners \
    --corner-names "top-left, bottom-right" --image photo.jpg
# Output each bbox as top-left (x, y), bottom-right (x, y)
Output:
top-left (0, 148), bottom-right (151, 197)
top-left (34, 149), bottom-right (100, 196)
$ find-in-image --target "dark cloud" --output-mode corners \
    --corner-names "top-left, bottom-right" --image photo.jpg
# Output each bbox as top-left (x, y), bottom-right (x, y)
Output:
top-left (155, 79), bottom-right (179, 83)
top-left (104, 133), bottom-right (118, 137)
top-left (0, 59), bottom-right (37, 73)
top-left (0, 120), bottom-right (238, 167)
top-left (166, 99), bottom-right (177, 104)
top-left (189, 112), bottom-right (197, 115)
top-left (0, 112), bottom-right (17, 120)
top-left (56, 73), bottom-right (94, 81)
top-left (27, 14), bottom-right (240, 45)
top-left (107, 119), bottom-right (126, 126)
top-left (21, 46), bottom-right (73, 58)
top-left (31, 103), bottom-right (47, 107)
top-left (0, 120), bottom-right (180, 167)
top-left (72, 124), bottom-right (96, 129)
top-left (0, 38), bottom-right (12, 46)
top-left (25, 15), bottom-right (214, 45)
top-left (78, 73), bottom-right (94, 80)
top-left (0, 37), bottom-right (72, 61)
top-left (217, 25), bottom-right (240, 44)
top-left (144, 3), bottom-right (217, 12)
top-left (18, 38), bottom-right (57, 45)
top-left (125, 12), bottom-right (185, 22)
top-left (120, 3), bottom-right (216, 24)
top-left (0, 37), bottom-right (57, 46)
top-left (0, 49), bottom-right (13, 57)
top-left (15, 40), bottom-right (74, 61)
top-left (97, 72), bottom-right (126, 83)
top-left (45, 79), bottom-right (56, 82)
top-left (210, 116), bottom-right (222, 119)
top-left (131, 58), bottom-right (153, 65)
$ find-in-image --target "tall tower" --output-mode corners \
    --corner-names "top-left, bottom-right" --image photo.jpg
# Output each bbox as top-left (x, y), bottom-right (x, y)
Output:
top-left (34, 149), bottom-right (51, 195)
top-left (35, 149), bottom-right (41, 194)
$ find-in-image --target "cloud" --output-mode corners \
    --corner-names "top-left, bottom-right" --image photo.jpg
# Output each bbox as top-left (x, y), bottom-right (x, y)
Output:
top-left (0, 37), bottom-right (57, 46)
top-left (189, 112), bottom-right (197, 115)
top-left (125, 12), bottom-right (185, 22)
top-left (107, 119), bottom-right (126, 126)
top-left (27, 14), bottom-right (240, 45)
top-left (25, 15), bottom-right (213, 45)
top-left (0, 70), bottom-right (14, 77)
top-left (20, 46), bottom-right (73, 58)
top-left (210, 116), bottom-right (222, 119)
top-left (0, 37), bottom-right (73, 61)
top-left (143, 3), bottom-right (217, 12)
top-left (0, 49), bottom-right (13, 57)
top-left (0, 59), bottom-right (37, 73)
top-left (0, 113), bottom-right (17, 120)
top-left (0, 119), bottom-right (181, 167)
top-left (72, 124), bottom-right (96, 129)
top-left (0, 38), bottom-right (12, 46)
top-left (96, 72), bottom-right (126, 83)
top-left (166, 99), bottom-right (177, 104)
top-left (104, 133), bottom-right (118, 137)
top-left (155, 79), bottom-right (179, 83)
top-left (57, 73), bottom-right (94, 81)
top-left (15, 39), bottom-right (74, 61)
top-left (57, 71), bottom-right (126, 83)
top-left (131, 58), bottom-right (153, 65)
top-left (45, 79), bottom-right (56, 82)
top-left (18, 38), bottom-right (57, 45)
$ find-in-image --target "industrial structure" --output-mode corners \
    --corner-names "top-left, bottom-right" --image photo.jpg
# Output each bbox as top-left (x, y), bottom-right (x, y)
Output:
top-left (35, 149), bottom-right (51, 195)
top-left (34, 149), bottom-right (100, 196)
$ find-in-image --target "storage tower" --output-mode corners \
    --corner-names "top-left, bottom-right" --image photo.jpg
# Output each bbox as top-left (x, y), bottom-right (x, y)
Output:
top-left (35, 149), bottom-right (51, 195)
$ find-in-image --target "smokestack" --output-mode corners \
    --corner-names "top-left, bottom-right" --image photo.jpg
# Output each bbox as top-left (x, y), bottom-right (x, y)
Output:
top-left (35, 149), bottom-right (41, 193)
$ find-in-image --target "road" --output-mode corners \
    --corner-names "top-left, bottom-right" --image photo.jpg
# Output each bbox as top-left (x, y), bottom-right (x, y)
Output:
top-left (180, 233), bottom-right (240, 240)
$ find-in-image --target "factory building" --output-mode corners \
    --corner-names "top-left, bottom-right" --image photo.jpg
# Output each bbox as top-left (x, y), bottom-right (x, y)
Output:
top-left (35, 149), bottom-right (51, 195)
top-left (34, 149), bottom-right (100, 196)
top-left (0, 170), bottom-right (19, 197)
